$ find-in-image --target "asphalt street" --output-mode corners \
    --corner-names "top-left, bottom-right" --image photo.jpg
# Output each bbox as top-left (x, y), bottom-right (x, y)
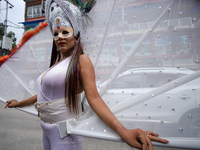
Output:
top-left (0, 102), bottom-right (191, 150)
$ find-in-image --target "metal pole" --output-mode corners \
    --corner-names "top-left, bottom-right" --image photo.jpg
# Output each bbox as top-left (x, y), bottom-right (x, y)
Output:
top-left (41, 0), bottom-right (44, 13)
top-left (3, 0), bottom-right (14, 36)
top-left (0, 1), bottom-right (1, 23)
top-left (4, 0), bottom-right (8, 35)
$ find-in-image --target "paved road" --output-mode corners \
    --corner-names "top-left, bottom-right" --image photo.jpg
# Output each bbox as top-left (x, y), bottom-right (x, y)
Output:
top-left (0, 102), bottom-right (191, 150)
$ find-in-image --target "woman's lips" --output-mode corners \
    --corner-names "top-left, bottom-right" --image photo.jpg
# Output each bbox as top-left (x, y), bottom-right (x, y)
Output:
top-left (59, 42), bottom-right (66, 46)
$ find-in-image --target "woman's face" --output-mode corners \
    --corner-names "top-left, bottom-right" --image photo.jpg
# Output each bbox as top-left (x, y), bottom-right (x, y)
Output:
top-left (53, 26), bottom-right (77, 58)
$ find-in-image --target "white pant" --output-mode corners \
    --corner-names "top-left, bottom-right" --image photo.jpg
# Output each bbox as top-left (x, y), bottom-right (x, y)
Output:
top-left (40, 121), bottom-right (83, 150)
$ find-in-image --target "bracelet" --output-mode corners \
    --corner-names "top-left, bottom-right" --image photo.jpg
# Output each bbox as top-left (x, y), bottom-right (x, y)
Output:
top-left (26, 99), bottom-right (29, 106)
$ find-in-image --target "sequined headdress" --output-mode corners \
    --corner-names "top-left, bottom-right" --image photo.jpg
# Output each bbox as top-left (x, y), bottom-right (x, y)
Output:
top-left (45, 0), bottom-right (96, 37)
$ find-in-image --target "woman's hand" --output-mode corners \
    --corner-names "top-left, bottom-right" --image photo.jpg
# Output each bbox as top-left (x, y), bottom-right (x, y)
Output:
top-left (5, 95), bottom-right (37, 108)
top-left (121, 128), bottom-right (168, 150)
top-left (5, 99), bottom-right (19, 108)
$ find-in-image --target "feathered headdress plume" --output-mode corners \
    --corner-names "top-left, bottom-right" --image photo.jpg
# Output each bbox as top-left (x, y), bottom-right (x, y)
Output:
top-left (68, 0), bottom-right (97, 29)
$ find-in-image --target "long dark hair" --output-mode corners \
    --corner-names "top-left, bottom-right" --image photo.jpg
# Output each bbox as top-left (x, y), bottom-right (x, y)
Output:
top-left (50, 33), bottom-right (84, 114)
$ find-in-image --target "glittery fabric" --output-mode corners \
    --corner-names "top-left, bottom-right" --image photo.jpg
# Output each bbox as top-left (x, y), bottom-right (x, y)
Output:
top-left (35, 95), bottom-right (82, 124)
top-left (36, 56), bottom-right (83, 149)
top-left (41, 121), bottom-right (83, 150)
top-left (45, 0), bottom-right (81, 37)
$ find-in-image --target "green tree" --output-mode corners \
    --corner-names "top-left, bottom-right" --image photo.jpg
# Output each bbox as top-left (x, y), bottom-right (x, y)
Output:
top-left (0, 23), bottom-right (4, 40)
top-left (0, 23), bottom-right (17, 48)
top-left (7, 31), bottom-right (16, 48)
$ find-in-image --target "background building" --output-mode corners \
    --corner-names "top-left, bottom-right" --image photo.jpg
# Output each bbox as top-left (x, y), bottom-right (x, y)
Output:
top-left (21, 0), bottom-right (45, 31)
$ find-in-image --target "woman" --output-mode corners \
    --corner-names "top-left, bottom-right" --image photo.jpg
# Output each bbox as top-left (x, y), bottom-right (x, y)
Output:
top-left (5, 0), bottom-right (168, 149)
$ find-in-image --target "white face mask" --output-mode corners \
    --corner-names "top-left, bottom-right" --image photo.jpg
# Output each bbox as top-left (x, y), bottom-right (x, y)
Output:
top-left (53, 26), bottom-right (74, 40)
top-left (48, 1), bottom-right (81, 38)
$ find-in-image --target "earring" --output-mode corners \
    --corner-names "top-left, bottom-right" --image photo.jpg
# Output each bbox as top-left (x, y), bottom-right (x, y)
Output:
top-left (74, 41), bottom-right (77, 47)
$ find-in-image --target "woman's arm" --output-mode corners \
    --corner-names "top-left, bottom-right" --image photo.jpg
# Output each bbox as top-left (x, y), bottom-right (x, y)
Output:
top-left (5, 95), bottom-right (37, 108)
top-left (79, 55), bottom-right (168, 150)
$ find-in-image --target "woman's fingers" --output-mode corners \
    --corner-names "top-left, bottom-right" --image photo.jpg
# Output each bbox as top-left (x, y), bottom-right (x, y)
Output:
top-left (146, 131), bottom-right (159, 137)
top-left (148, 135), bottom-right (169, 143)
top-left (122, 129), bottom-right (168, 149)
top-left (145, 135), bottom-right (153, 150)
top-left (123, 129), bottom-right (148, 150)
top-left (136, 129), bottom-right (151, 150)
top-left (5, 101), bottom-right (11, 108)
top-left (5, 100), bottom-right (18, 108)
top-left (145, 131), bottom-right (169, 143)
top-left (131, 140), bottom-right (142, 150)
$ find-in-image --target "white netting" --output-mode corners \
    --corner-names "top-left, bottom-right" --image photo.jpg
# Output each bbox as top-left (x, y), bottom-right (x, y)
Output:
top-left (0, 0), bottom-right (200, 149)
top-left (68, 0), bottom-right (200, 149)
top-left (0, 26), bottom-right (52, 115)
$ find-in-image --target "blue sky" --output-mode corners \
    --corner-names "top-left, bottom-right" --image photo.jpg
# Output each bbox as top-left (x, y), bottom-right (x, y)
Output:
top-left (0, 0), bottom-right (25, 43)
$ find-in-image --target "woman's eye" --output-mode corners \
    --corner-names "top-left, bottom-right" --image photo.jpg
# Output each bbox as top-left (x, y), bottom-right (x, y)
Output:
top-left (62, 31), bottom-right (69, 35)
top-left (54, 32), bottom-right (58, 36)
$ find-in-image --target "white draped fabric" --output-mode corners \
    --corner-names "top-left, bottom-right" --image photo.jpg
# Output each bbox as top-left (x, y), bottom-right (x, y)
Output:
top-left (0, 0), bottom-right (200, 149)
top-left (0, 26), bottom-right (52, 115)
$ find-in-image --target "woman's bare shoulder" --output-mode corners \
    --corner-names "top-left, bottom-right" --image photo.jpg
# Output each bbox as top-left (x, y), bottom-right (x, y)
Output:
top-left (79, 54), bottom-right (94, 72)
top-left (79, 54), bottom-right (92, 64)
